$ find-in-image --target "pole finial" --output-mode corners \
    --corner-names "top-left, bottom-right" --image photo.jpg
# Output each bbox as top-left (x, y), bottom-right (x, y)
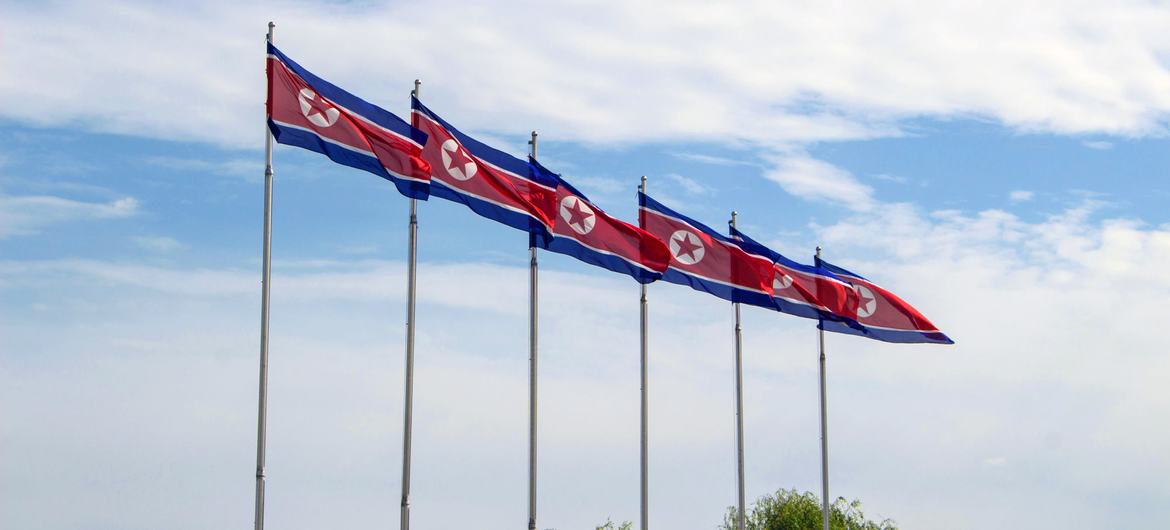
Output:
top-left (816, 246), bottom-right (823, 258)
top-left (730, 211), bottom-right (738, 228)
top-left (413, 79), bottom-right (421, 98)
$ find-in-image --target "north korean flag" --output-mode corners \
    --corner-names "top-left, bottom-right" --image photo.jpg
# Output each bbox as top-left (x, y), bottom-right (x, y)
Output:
top-left (411, 96), bottom-right (556, 238)
top-left (728, 226), bottom-right (860, 322)
top-left (529, 159), bottom-right (669, 283)
top-left (266, 44), bottom-right (431, 199)
top-left (815, 258), bottom-right (954, 345)
top-left (638, 192), bottom-right (776, 309)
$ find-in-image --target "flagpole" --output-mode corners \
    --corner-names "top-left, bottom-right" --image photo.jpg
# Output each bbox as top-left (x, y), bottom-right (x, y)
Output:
top-left (639, 175), bottom-right (650, 530)
top-left (527, 130), bottom-right (540, 530)
top-left (400, 78), bottom-right (422, 530)
top-left (253, 20), bottom-right (275, 530)
top-left (730, 212), bottom-right (747, 530)
top-left (816, 246), bottom-right (831, 530)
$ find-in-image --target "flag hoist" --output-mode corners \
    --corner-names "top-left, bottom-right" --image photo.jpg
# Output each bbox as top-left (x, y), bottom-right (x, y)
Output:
top-left (816, 246), bottom-right (831, 530)
top-left (254, 21), bottom-right (276, 530)
top-left (729, 211), bottom-right (747, 530)
top-left (262, 29), bottom-right (432, 529)
top-left (409, 91), bottom-right (556, 530)
top-left (400, 79), bottom-right (422, 530)
top-left (639, 175), bottom-right (650, 530)
top-left (523, 163), bottom-right (667, 529)
top-left (527, 130), bottom-right (540, 530)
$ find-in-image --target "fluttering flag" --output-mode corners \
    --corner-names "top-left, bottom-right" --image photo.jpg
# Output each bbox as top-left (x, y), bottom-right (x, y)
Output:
top-left (410, 96), bottom-right (556, 237)
top-left (638, 192), bottom-right (776, 308)
top-left (728, 226), bottom-right (859, 322)
top-left (529, 159), bottom-right (670, 283)
top-left (266, 44), bottom-right (431, 199)
top-left (815, 257), bottom-right (954, 344)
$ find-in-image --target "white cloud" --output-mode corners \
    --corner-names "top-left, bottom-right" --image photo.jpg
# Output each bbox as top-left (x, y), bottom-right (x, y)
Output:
top-left (2, 1), bottom-right (1169, 150)
top-left (0, 192), bottom-right (138, 238)
top-left (567, 175), bottom-right (627, 197)
top-left (1009, 190), bottom-right (1035, 202)
top-left (669, 152), bottom-right (758, 167)
top-left (762, 152), bottom-right (875, 211)
top-left (984, 456), bottom-right (1008, 466)
top-left (132, 235), bottom-right (185, 252)
top-left (872, 173), bottom-right (909, 184)
top-left (144, 156), bottom-right (259, 180)
top-left (664, 173), bottom-right (712, 196)
top-left (1083, 140), bottom-right (1115, 150)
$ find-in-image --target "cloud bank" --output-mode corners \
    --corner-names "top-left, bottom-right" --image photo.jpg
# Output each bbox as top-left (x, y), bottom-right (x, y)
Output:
top-left (2, 0), bottom-right (1169, 150)
top-left (3, 198), bottom-right (1168, 530)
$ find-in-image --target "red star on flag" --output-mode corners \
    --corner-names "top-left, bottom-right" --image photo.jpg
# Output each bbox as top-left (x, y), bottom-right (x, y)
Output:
top-left (672, 233), bottom-right (701, 261)
top-left (565, 199), bottom-right (593, 230)
top-left (306, 94), bottom-right (335, 116)
top-left (446, 144), bottom-right (474, 172)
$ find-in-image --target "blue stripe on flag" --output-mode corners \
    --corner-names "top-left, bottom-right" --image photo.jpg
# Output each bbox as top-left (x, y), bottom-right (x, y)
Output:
top-left (818, 319), bottom-right (954, 344)
top-left (660, 268), bottom-right (776, 309)
top-left (426, 179), bottom-right (549, 237)
top-left (543, 235), bottom-right (661, 284)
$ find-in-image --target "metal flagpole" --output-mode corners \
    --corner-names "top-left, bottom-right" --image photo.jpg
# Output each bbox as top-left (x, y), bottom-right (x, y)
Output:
top-left (730, 212), bottom-right (747, 530)
top-left (400, 79), bottom-right (422, 530)
top-left (253, 20), bottom-right (275, 530)
top-left (527, 130), bottom-right (540, 530)
top-left (639, 175), bottom-right (650, 530)
top-left (817, 246), bottom-right (831, 530)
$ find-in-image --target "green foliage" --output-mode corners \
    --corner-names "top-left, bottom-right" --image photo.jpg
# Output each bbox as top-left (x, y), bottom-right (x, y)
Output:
top-left (595, 519), bottom-right (633, 530)
top-left (722, 489), bottom-right (896, 530)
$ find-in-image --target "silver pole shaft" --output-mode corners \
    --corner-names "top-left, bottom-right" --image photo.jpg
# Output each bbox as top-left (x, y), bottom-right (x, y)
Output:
top-left (400, 79), bottom-right (422, 530)
top-left (730, 212), bottom-right (746, 530)
top-left (254, 20), bottom-right (275, 530)
top-left (527, 131), bottom-right (539, 530)
top-left (639, 176), bottom-right (649, 530)
top-left (817, 246), bottom-right (830, 530)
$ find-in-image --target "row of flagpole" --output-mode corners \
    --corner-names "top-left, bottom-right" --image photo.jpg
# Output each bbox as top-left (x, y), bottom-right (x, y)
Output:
top-left (253, 22), bottom-right (853, 530)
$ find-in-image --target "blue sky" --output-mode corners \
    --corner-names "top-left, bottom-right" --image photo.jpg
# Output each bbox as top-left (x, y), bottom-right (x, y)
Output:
top-left (3, 1), bottom-right (1170, 530)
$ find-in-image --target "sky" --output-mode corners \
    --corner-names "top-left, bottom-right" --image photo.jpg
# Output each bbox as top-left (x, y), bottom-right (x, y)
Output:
top-left (2, 1), bottom-right (1170, 529)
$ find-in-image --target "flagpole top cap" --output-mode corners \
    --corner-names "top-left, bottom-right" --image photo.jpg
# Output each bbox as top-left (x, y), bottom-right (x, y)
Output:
top-left (816, 246), bottom-right (823, 257)
top-left (268, 21), bottom-right (275, 28)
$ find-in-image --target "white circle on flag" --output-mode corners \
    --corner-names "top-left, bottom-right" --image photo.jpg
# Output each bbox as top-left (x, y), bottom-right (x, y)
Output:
top-left (559, 196), bottom-right (596, 235)
top-left (854, 284), bottom-right (877, 317)
top-left (773, 271), bottom-right (794, 290)
top-left (668, 230), bottom-right (705, 265)
top-left (440, 139), bottom-right (477, 181)
top-left (297, 88), bottom-right (340, 128)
